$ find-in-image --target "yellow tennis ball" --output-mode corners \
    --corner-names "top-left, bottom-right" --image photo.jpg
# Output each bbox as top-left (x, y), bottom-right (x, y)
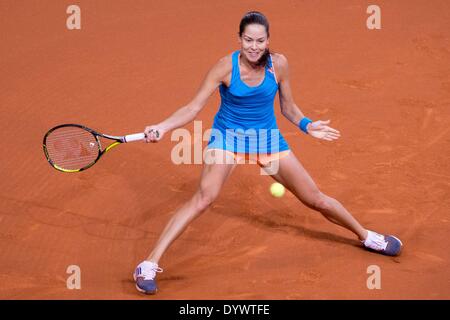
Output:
top-left (270, 182), bottom-right (285, 198)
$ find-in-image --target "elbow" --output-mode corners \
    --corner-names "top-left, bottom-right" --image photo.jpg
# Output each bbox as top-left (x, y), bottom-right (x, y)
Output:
top-left (186, 104), bottom-right (201, 118)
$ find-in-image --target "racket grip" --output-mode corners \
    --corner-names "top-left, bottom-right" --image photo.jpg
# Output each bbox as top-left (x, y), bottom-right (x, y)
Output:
top-left (124, 133), bottom-right (146, 142)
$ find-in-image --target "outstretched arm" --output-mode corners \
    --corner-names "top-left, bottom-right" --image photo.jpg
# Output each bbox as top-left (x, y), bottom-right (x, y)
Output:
top-left (144, 56), bottom-right (230, 142)
top-left (276, 54), bottom-right (340, 141)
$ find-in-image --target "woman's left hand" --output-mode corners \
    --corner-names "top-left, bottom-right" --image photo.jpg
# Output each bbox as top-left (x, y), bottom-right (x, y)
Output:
top-left (307, 120), bottom-right (341, 141)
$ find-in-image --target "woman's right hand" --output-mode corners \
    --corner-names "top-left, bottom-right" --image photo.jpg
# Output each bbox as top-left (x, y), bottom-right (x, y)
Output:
top-left (144, 125), bottom-right (165, 143)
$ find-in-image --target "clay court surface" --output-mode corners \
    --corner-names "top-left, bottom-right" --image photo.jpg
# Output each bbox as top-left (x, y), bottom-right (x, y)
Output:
top-left (1, 0), bottom-right (449, 299)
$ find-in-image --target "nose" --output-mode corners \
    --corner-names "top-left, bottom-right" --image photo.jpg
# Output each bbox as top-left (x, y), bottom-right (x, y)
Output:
top-left (251, 41), bottom-right (257, 50)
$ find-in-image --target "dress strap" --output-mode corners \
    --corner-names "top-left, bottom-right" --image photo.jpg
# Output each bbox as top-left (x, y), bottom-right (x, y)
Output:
top-left (269, 53), bottom-right (278, 85)
top-left (230, 50), bottom-right (240, 86)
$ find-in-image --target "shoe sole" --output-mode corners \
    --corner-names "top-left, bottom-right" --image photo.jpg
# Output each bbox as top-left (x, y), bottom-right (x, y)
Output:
top-left (390, 235), bottom-right (403, 246)
top-left (133, 273), bottom-right (157, 295)
top-left (389, 235), bottom-right (403, 256)
top-left (363, 235), bottom-right (404, 256)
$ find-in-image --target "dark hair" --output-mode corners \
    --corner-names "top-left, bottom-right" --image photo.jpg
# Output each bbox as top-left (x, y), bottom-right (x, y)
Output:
top-left (238, 11), bottom-right (271, 67)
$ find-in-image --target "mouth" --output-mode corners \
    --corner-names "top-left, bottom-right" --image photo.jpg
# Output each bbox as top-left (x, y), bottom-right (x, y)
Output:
top-left (247, 51), bottom-right (260, 59)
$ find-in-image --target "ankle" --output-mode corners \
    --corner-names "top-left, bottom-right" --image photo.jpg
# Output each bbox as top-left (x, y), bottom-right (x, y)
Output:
top-left (145, 259), bottom-right (159, 265)
top-left (146, 252), bottom-right (160, 264)
top-left (360, 229), bottom-right (369, 242)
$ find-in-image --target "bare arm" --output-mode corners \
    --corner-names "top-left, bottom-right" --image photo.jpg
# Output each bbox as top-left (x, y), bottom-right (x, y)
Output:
top-left (276, 54), bottom-right (340, 141)
top-left (144, 56), bottom-right (231, 142)
top-left (276, 54), bottom-right (307, 126)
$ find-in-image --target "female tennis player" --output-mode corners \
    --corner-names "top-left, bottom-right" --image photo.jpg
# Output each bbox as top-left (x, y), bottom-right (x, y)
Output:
top-left (133, 11), bottom-right (403, 295)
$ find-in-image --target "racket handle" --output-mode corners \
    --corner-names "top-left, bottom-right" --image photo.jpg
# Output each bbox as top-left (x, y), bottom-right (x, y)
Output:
top-left (124, 133), bottom-right (146, 142)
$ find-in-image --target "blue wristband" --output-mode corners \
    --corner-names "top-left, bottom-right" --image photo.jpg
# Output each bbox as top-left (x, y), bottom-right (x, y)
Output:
top-left (299, 117), bottom-right (313, 134)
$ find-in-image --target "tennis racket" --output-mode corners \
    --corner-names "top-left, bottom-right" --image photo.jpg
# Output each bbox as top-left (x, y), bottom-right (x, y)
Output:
top-left (43, 124), bottom-right (157, 173)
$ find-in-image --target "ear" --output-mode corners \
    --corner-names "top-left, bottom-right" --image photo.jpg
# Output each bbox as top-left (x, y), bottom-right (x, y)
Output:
top-left (237, 35), bottom-right (242, 45)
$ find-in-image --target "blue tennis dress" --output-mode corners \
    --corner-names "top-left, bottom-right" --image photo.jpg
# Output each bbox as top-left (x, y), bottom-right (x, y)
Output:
top-left (207, 50), bottom-right (290, 154)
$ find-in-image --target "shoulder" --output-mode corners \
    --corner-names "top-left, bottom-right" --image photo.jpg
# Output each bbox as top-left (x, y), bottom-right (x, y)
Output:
top-left (204, 53), bottom-right (233, 86)
top-left (209, 53), bottom-right (233, 78)
top-left (271, 52), bottom-right (289, 76)
top-left (272, 52), bottom-right (288, 65)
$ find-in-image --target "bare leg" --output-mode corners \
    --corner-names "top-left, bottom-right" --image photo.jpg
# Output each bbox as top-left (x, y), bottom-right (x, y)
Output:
top-left (261, 152), bottom-right (368, 241)
top-left (147, 151), bottom-right (236, 264)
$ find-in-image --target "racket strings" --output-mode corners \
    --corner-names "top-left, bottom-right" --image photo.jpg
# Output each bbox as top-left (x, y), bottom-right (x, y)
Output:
top-left (45, 127), bottom-right (100, 170)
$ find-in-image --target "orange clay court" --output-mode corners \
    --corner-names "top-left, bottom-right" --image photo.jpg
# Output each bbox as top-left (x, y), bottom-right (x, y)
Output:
top-left (1, 0), bottom-right (449, 299)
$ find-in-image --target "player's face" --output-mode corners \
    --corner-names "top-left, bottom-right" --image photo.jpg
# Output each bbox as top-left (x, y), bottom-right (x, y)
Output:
top-left (239, 24), bottom-right (269, 63)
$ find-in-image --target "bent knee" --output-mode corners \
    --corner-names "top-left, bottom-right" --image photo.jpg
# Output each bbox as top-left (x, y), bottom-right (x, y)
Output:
top-left (194, 189), bottom-right (219, 211)
top-left (308, 192), bottom-right (333, 212)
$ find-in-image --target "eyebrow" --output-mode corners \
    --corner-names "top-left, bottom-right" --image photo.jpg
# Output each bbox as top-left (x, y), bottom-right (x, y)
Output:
top-left (243, 34), bottom-right (266, 40)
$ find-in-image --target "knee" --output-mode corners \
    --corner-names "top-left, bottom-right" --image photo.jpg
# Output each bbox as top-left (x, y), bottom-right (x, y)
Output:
top-left (194, 188), bottom-right (219, 211)
top-left (308, 192), bottom-right (333, 212)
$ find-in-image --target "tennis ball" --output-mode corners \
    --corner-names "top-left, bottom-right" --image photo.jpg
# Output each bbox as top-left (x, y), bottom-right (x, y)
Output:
top-left (270, 182), bottom-right (285, 198)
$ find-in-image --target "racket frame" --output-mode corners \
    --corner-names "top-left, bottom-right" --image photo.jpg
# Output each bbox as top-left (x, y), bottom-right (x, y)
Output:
top-left (43, 123), bottom-right (137, 173)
